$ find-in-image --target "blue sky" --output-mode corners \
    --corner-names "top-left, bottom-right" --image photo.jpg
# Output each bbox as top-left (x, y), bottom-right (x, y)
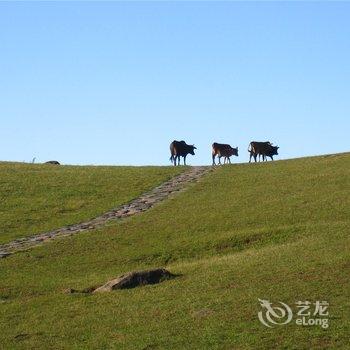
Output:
top-left (1, 2), bottom-right (349, 165)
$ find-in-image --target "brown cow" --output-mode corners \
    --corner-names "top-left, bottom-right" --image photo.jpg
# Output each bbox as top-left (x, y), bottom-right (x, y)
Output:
top-left (248, 141), bottom-right (279, 162)
top-left (170, 140), bottom-right (196, 166)
top-left (212, 142), bottom-right (238, 165)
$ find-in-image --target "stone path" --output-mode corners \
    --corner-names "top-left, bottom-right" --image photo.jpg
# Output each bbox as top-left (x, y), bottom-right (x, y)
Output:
top-left (0, 166), bottom-right (212, 258)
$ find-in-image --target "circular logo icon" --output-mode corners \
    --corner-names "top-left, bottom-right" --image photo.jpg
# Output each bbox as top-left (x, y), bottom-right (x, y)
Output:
top-left (258, 298), bottom-right (293, 327)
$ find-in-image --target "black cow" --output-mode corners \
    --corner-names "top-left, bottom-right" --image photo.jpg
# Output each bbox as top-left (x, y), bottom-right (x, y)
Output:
top-left (262, 146), bottom-right (279, 161)
top-left (170, 140), bottom-right (196, 166)
top-left (248, 141), bottom-right (279, 162)
top-left (212, 142), bottom-right (238, 165)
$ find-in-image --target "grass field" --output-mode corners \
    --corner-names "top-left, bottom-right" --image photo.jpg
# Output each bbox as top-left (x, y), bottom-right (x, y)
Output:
top-left (0, 163), bottom-right (183, 244)
top-left (0, 153), bottom-right (349, 349)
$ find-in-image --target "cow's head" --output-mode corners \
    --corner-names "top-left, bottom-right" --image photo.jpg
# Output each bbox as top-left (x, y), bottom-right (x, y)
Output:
top-left (189, 145), bottom-right (196, 155)
top-left (232, 147), bottom-right (239, 156)
top-left (270, 146), bottom-right (279, 155)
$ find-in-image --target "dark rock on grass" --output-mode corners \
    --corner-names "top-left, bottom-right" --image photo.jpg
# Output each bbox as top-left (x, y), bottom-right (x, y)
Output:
top-left (14, 333), bottom-right (30, 341)
top-left (65, 268), bottom-right (176, 294)
top-left (45, 160), bottom-right (60, 165)
top-left (93, 268), bottom-right (175, 293)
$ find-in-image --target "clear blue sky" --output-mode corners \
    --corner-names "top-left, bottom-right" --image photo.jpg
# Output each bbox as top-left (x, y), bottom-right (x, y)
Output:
top-left (1, 2), bottom-right (349, 165)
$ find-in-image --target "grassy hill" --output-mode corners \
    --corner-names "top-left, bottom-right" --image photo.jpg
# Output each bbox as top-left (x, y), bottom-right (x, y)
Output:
top-left (0, 153), bottom-right (349, 349)
top-left (0, 163), bottom-right (183, 243)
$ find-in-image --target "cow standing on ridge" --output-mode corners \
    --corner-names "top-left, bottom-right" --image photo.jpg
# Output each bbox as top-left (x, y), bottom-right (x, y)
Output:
top-left (170, 140), bottom-right (196, 166)
top-left (212, 143), bottom-right (238, 165)
top-left (248, 141), bottom-right (279, 162)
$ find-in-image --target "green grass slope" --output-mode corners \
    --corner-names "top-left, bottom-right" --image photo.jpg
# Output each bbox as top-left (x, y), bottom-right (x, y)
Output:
top-left (0, 163), bottom-right (183, 244)
top-left (0, 153), bottom-right (349, 349)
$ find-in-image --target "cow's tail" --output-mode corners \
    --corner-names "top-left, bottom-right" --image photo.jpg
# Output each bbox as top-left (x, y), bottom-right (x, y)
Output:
top-left (169, 142), bottom-right (175, 164)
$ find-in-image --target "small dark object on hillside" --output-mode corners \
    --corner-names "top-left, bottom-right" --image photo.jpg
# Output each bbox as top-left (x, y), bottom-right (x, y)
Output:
top-left (65, 268), bottom-right (176, 294)
top-left (94, 268), bottom-right (176, 292)
top-left (45, 161), bottom-right (60, 165)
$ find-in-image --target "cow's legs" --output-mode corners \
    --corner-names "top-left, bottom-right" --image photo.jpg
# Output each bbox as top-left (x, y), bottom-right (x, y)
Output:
top-left (212, 154), bottom-right (216, 166)
top-left (218, 156), bottom-right (222, 165)
top-left (183, 155), bottom-right (187, 166)
top-left (228, 157), bottom-right (231, 164)
top-left (250, 152), bottom-right (257, 163)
